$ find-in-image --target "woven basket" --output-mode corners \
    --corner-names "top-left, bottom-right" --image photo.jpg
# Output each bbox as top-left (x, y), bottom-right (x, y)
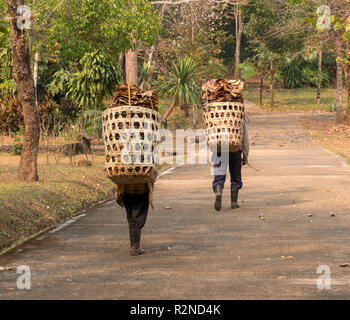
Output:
top-left (102, 105), bottom-right (161, 185)
top-left (204, 102), bottom-right (245, 153)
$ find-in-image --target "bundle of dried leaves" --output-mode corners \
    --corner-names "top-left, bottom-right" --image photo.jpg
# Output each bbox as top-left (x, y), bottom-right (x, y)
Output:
top-left (202, 79), bottom-right (244, 103)
top-left (110, 84), bottom-right (158, 111)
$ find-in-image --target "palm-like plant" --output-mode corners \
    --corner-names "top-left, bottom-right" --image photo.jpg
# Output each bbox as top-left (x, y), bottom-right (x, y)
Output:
top-left (159, 56), bottom-right (201, 120)
top-left (139, 61), bottom-right (155, 90)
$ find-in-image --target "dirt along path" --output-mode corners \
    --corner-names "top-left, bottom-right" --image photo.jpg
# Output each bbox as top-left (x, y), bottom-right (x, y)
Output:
top-left (1, 107), bottom-right (350, 299)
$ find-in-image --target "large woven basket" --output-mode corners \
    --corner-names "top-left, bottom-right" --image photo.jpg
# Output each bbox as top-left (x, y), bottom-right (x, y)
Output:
top-left (102, 105), bottom-right (161, 185)
top-left (204, 102), bottom-right (245, 153)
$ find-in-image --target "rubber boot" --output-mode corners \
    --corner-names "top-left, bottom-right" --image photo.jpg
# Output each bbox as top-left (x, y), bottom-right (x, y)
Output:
top-left (130, 227), bottom-right (145, 256)
top-left (231, 189), bottom-right (240, 209)
top-left (214, 185), bottom-right (223, 212)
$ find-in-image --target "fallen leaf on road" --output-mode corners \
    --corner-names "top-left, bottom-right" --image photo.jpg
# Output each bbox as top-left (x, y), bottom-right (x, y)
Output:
top-left (278, 276), bottom-right (287, 279)
top-left (281, 256), bottom-right (294, 260)
top-left (340, 263), bottom-right (349, 268)
top-left (258, 214), bottom-right (265, 221)
top-left (0, 266), bottom-right (13, 271)
top-left (327, 125), bottom-right (350, 133)
top-left (164, 206), bottom-right (172, 210)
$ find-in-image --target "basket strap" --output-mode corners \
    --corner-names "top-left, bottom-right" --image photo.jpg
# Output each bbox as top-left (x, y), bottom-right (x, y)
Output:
top-left (128, 83), bottom-right (131, 106)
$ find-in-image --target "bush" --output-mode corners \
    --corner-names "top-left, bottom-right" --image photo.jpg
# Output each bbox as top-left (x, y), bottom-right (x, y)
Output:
top-left (0, 94), bottom-right (80, 135)
top-left (0, 94), bottom-right (23, 133)
top-left (301, 66), bottom-right (330, 87)
top-left (13, 135), bottom-right (22, 155)
top-left (280, 58), bottom-right (303, 89)
top-left (39, 96), bottom-right (80, 135)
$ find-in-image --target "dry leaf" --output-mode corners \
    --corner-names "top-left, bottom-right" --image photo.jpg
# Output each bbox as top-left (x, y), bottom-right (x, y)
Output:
top-left (340, 263), bottom-right (349, 268)
top-left (281, 256), bottom-right (294, 260)
top-left (0, 266), bottom-right (13, 271)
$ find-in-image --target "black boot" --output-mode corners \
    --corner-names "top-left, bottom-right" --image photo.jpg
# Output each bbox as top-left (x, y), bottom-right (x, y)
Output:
top-left (231, 189), bottom-right (240, 209)
top-left (214, 185), bottom-right (223, 211)
top-left (130, 227), bottom-right (145, 256)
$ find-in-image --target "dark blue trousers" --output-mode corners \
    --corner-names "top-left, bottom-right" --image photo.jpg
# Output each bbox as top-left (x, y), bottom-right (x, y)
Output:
top-left (212, 151), bottom-right (243, 191)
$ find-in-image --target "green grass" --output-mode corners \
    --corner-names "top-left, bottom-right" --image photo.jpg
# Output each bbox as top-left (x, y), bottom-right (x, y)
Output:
top-left (245, 87), bottom-right (348, 113)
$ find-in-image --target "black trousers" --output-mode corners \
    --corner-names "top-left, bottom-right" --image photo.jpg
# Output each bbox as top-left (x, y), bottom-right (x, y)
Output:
top-left (123, 193), bottom-right (149, 229)
top-left (212, 151), bottom-right (243, 191)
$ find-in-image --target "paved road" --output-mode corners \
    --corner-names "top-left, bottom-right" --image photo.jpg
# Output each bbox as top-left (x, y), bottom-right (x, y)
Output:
top-left (1, 111), bottom-right (350, 299)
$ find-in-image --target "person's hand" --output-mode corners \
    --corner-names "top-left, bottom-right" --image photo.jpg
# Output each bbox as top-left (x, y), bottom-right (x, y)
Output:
top-left (242, 153), bottom-right (248, 166)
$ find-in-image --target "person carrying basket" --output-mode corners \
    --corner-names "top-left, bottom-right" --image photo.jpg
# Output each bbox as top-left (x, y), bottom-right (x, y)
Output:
top-left (202, 79), bottom-right (250, 211)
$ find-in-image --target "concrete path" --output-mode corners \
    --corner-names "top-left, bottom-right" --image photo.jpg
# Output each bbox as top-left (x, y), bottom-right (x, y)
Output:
top-left (1, 111), bottom-right (350, 299)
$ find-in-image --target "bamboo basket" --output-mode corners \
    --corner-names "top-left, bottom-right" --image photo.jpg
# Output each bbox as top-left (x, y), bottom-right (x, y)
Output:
top-left (204, 101), bottom-right (245, 153)
top-left (102, 105), bottom-right (161, 185)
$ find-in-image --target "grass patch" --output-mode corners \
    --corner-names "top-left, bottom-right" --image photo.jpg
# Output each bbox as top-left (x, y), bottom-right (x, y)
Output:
top-left (300, 114), bottom-right (350, 164)
top-left (0, 153), bottom-right (115, 252)
top-left (245, 87), bottom-right (348, 113)
top-left (0, 150), bottom-right (174, 253)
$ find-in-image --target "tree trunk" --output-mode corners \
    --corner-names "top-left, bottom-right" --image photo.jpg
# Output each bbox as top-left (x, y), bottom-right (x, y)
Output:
top-left (345, 41), bottom-right (350, 125)
top-left (346, 63), bottom-right (350, 125)
top-left (259, 75), bottom-right (264, 107)
top-left (193, 105), bottom-right (197, 128)
top-left (120, 54), bottom-right (126, 83)
top-left (335, 35), bottom-right (344, 123)
top-left (163, 97), bottom-right (178, 121)
top-left (270, 61), bottom-right (276, 108)
top-left (234, 8), bottom-right (243, 79)
top-left (316, 44), bottom-right (323, 105)
top-left (147, 4), bottom-right (166, 69)
top-left (7, 0), bottom-right (40, 181)
top-left (33, 52), bottom-right (39, 108)
top-left (126, 49), bottom-right (138, 86)
top-left (181, 102), bottom-right (190, 117)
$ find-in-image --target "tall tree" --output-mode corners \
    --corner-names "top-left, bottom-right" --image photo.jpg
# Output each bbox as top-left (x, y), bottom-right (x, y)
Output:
top-left (346, 34), bottom-right (350, 124)
top-left (7, 0), bottom-right (40, 181)
top-left (288, 0), bottom-right (349, 123)
top-left (126, 49), bottom-right (139, 86)
top-left (335, 30), bottom-right (344, 123)
top-left (316, 43), bottom-right (323, 104)
top-left (234, 5), bottom-right (243, 78)
top-left (245, 0), bottom-right (302, 107)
